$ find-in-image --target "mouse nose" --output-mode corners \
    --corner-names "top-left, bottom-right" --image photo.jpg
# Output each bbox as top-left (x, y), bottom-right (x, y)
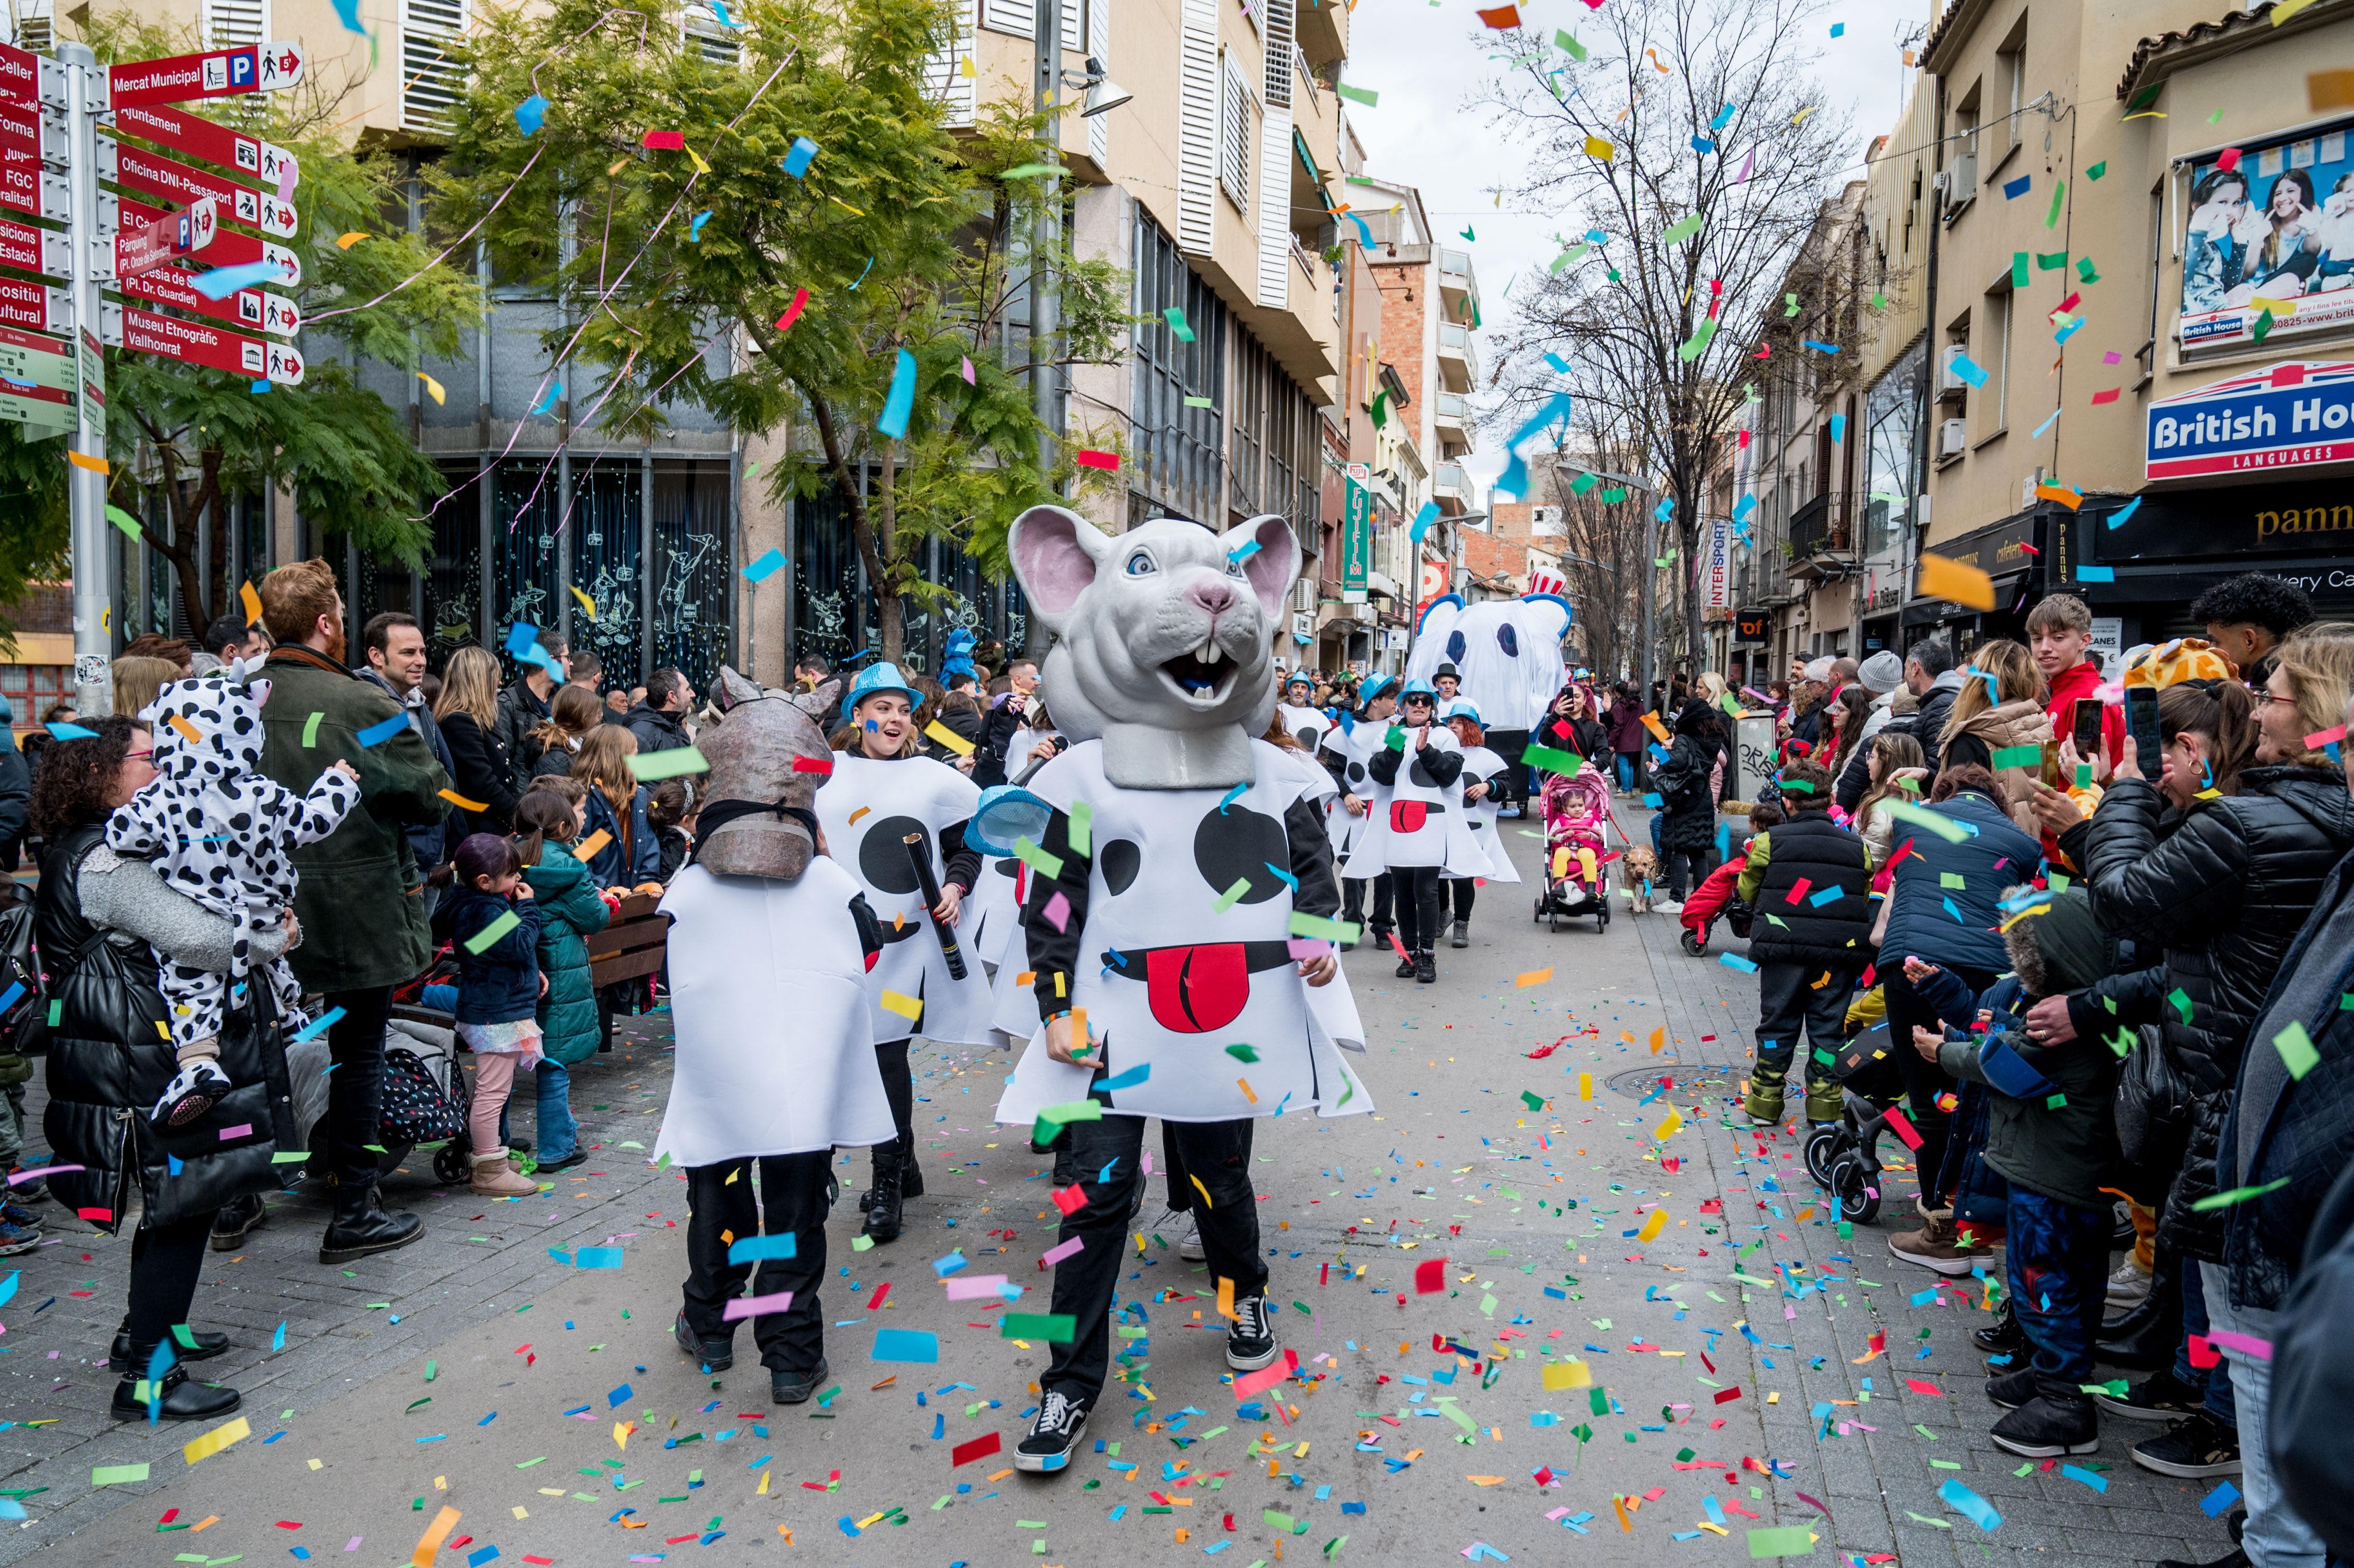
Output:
top-left (1185, 577), bottom-right (1238, 618)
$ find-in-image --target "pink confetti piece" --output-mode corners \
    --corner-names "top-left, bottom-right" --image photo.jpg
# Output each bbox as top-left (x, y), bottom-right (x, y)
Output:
top-left (944, 1274), bottom-right (1012, 1301)
top-left (1042, 891), bottom-right (1071, 933)
top-left (720, 1289), bottom-right (794, 1322)
top-left (7, 1164), bottom-right (83, 1186)
top-left (1285, 938), bottom-right (1331, 960)
top-left (2207, 1328), bottom-right (2272, 1362)
top-left (345, 1539), bottom-right (363, 1553)
top-left (218, 1123), bottom-right (253, 1141)
top-left (1039, 1236), bottom-right (1084, 1268)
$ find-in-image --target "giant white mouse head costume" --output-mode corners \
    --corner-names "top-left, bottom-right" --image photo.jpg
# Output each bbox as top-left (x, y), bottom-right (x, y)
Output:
top-left (1404, 593), bottom-right (1572, 733)
top-left (692, 666), bottom-right (832, 880)
top-left (1008, 506), bottom-right (1299, 790)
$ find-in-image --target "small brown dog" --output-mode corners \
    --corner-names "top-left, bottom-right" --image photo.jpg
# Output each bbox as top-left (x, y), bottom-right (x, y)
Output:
top-left (1618, 846), bottom-right (1662, 913)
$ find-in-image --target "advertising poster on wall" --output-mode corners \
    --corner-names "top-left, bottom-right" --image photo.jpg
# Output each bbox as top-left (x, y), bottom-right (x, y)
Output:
top-left (2178, 121), bottom-right (2354, 351)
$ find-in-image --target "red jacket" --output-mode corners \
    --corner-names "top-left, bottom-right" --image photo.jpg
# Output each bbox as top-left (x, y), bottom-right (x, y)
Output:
top-left (2044, 659), bottom-right (2123, 774)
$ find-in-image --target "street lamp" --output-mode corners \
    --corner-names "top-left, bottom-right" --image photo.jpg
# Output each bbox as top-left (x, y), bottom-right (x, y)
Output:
top-left (1070, 57), bottom-right (1131, 116)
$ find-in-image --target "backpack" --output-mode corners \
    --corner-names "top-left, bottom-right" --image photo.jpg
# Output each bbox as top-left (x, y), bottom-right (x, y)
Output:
top-left (0, 885), bottom-right (40, 1077)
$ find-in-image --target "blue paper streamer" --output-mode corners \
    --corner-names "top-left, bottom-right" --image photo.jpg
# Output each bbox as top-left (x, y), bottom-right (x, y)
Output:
top-left (727, 1234), bottom-right (797, 1263)
top-left (356, 712), bottom-right (411, 748)
top-left (877, 349), bottom-right (917, 439)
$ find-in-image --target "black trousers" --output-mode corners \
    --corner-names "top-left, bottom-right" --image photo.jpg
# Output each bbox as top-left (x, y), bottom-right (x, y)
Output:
top-left (1341, 872), bottom-right (1393, 935)
top-left (1664, 848), bottom-right (1702, 902)
top-left (1391, 865), bottom-right (1445, 954)
top-left (123, 1211), bottom-right (216, 1355)
top-left (1752, 961), bottom-right (1854, 1115)
top-left (1879, 961), bottom-right (1996, 1207)
top-left (1450, 879), bottom-right (1475, 920)
top-left (1485, 729), bottom-right (1531, 804)
top-left (319, 986), bottom-right (393, 1187)
top-left (1043, 1116), bottom-right (1264, 1407)
top-left (682, 1152), bottom-right (831, 1376)
top-left (871, 1037), bottom-right (914, 1174)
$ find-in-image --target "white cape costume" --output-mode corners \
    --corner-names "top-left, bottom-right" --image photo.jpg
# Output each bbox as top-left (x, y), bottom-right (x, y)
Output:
top-left (1451, 743), bottom-right (1522, 884)
top-left (995, 738), bottom-right (1371, 1127)
top-left (1340, 725), bottom-right (1488, 878)
top-left (1320, 720), bottom-right (1380, 864)
top-left (816, 752), bottom-right (997, 1047)
top-left (653, 859), bottom-right (896, 1165)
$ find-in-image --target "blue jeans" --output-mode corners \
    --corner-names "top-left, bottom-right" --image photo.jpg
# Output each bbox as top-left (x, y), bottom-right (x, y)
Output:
top-left (2004, 1188), bottom-right (2109, 1387)
top-left (2174, 1256), bottom-right (2240, 1427)
top-left (2201, 1262), bottom-right (2327, 1568)
top-left (493, 1059), bottom-right (578, 1161)
top-left (1615, 753), bottom-right (1636, 791)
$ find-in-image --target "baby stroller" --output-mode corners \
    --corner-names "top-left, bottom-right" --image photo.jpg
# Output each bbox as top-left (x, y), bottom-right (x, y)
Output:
top-left (1678, 853), bottom-right (1754, 956)
top-left (1533, 765), bottom-right (1613, 933)
top-left (369, 944), bottom-right (479, 1185)
top-left (1801, 1017), bottom-right (1909, 1225)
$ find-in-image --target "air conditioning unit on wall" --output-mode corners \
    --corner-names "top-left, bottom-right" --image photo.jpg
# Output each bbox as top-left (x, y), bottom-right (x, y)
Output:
top-left (1939, 344), bottom-right (1972, 393)
top-left (1940, 419), bottom-right (1969, 457)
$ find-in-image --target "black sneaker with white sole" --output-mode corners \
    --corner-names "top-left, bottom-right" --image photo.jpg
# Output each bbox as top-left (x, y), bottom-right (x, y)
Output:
top-left (2129, 1412), bottom-right (2242, 1478)
top-left (1226, 1293), bottom-right (1278, 1371)
top-left (2095, 1367), bottom-right (2204, 1422)
top-left (1015, 1389), bottom-right (1089, 1473)
top-left (1990, 1394), bottom-right (2100, 1458)
top-left (1985, 1366), bottom-right (2039, 1411)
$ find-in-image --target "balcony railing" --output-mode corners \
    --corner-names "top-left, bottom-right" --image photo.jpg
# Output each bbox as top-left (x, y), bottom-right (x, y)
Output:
top-left (1785, 491), bottom-right (1856, 578)
top-left (1433, 463), bottom-right (1470, 500)
top-left (1294, 46), bottom-right (1320, 111)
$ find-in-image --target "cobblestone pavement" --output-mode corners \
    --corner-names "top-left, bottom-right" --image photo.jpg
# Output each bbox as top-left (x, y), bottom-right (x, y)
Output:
top-left (3, 805), bottom-right (2235, 1566)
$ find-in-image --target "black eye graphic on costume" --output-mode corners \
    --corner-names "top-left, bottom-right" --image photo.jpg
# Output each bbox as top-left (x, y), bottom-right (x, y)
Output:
top-left (1446, 631), bottom-right (1467, 663)
top-left (1101, 839), bottom-right (1142, 895)
top-left (1296, 725), bottom-right (1321, 751)
top-left (1496, 625), bottom-right (1520, 658)
top-left (1346, 761), bottom-right (1366, 785)
top-left (1193, 804), bottom-right (1286, 904)
top-left (1408, 752), bottom-right (1448, 788)
top-left (856, 814), bottom-right (931, 895)
top-left (993, 858), bottom-right (1019, 880)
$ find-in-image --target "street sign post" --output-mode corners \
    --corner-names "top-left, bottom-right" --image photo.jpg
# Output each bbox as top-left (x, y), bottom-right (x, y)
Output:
top-left (114, 261), bottom-right (298, 337)
top-left (0, 213), bottom-right (67, 277)
top-left (108, 42), bottom-right (306, 110)
top-left (108, 193), bottom-right (297, 285)
top-left (0, 319), bottom-right (74, 431)
top-left (115, 303), bottom-right (303, 384)
top-left (0, 271), bottom-right (69, 333)
top-left (113, 194), bottom-right (213, 279)
top-left (111, 103), bottom-right (296, 192)
top-left (103, 140), bottom-right (296, 236)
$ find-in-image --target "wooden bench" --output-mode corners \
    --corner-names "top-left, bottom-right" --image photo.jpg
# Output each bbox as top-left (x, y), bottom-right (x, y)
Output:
top-left (588, 892), bottom-right (669, 989)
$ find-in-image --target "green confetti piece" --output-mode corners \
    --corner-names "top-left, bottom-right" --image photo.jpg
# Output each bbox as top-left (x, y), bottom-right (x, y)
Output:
top-left (1523, 743), bottom-right (1585, 776)
top-left (2045, 1093), bottom-right (2068, 1109)
top-left (1661, 212), bottom-right (1703, 245)
top-left (2193, 1177), bottom-right (2293, 1212)
top-left (1014, 837), bottom-right (1065, 880)
top-left (1066, 801), bottom-right (1093, 856)
top-left (2274, 1022), bottom-right (2320, 1080)
top-left (2169, 988), bottom-right (2194, 1024)
top-left (1000, 1313), bottom-right (1077, 1342)
top-left (302, 712), bottom-right (322, 748)
top-left (91, 1464), bottom-right (151, 1486)
top-left (627, 746), bottom-right (710, 781)
top-left (1287, 912), bottom-right (1359, 943)
top-left (1226, 1043), bottom-right (1260, 1063)
top-left (1939, 872), bottom-right (1966, 889)
top-left (2076, 256), bottom-right (2100, 283)
top-left (464, 908), bottom-right (522, 954)
top-left (1520, 1090), bottom-right (1545, 1111)
top-left (2044, 178), bottom-right (2066, 228)
top-left (2010, 252), bottom-right (2030, 288)
top-left (1880, 800), bottom-right (1970, 843)
top-left (1990, 743), bottom-right (2043, 771)
top-left (1212, 876), bottom-right (1253, 914)
top-left (1746, 1525), bottom-right (1816, 1557)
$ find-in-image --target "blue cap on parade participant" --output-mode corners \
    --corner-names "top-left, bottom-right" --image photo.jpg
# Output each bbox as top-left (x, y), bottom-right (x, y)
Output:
top-left (846, 661), bottom-right (924, 710)
top-left (1400, 677), bottom-right (1438, 701)
top-left (1357, 672), bottom-right (1395, 703)
top-left (1442, 697), bottom-right (1483, 725)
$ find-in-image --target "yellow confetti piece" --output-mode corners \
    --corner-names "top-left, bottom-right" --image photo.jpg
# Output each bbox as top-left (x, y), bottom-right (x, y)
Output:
top-left (831, 195), bottom-right (866, 215)
top-left (1917, 552), bottom-right (1995, 611)
top-left (572, 828), bottom-right (612, 863)
top-left (417, 372), bottom-right (446, 406)
top-left (1189, 1172), bottom-right (1213, 1210)
top-left (1217, 1275), bottom-right (1236, 1321)
top-left (1637, 1209), bottom-right (1667, 1243)
top-left (1015, 971), bottom-right (1036, 987)
top-left (614, 1421), bottom-right (632, 1450)
top-left (924, 718), bottom-right (974, 756)
top-left (1237, 1077), bottom-right (1258, 1104)
top-left (570, 584), bottom-right (597, 620)
top-left (848, 806), bottom-right (871, 826)
top-left (183, 1415), bottom-right (251, 1465)
top-left (1467, 1475), bottom-right (1506, 1486)
top-left (687, 147), bottom-right (711, 175)
top-left (1649, 1027), bottom-right (1665, 1054)
top-left (880, 990), bottom-right (923, 1021)
top-left (336, 231), bottom-right (368, 248)
top-left (66, 449), bottom-right (109, 475)
top-left (439, 788), bottom-right (488, 813)
top-left (1653, 1108), bottom-right (1684, 1141)
top-left (1541, 1361), bottom-right (1591, 1390)
top-left (1582, 135), bottom-right (1614, 160)
top-left (1578, 1072), bottom-right (1592, 1101)
top-left (608, 156), bottom-right (630, 176)
top-left (1515, 968), bottom-right (1554, 988)
top-left (239, 580), bottom-right (263, 625)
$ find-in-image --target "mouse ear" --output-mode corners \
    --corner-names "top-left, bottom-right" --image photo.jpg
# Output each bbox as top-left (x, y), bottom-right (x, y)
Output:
top-left (1009, 505), bottom-right (1114, 631)
top-left (1234, 514), bottom-right (1300, 617)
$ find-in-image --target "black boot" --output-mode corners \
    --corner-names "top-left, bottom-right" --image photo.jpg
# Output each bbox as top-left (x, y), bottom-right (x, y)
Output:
top-left (112, 1362), bottom-right (241, 1422)
top-left (1974, 1300), bottom-right (2028, 1355)
top-left (319, 1180), bottom-right (424, 1265)
top-left (1415, 950), bottom-right (1436, 984)
top-left (1990, 1383), bottom-right (2100, 1458)
top-left (2098, 1243), bottom-right (2180, 1370)
top-left (859, 1141), bottom-right (924, 1209)
top-left (113, 1327), bottom-right (229, 1365)
top-left (211, 1192), bottom-right (267, 1252)
top-left (863, 1150), bottom-right (905, 1245)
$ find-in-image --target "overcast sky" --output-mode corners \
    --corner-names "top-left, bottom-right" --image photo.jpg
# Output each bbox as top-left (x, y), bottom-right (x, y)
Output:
top-left (1346, 0), bottom-right (1926, 488)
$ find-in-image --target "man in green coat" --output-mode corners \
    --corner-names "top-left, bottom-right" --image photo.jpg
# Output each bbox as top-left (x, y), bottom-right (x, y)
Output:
top-left (249, 559), bottom-right (452, 1265)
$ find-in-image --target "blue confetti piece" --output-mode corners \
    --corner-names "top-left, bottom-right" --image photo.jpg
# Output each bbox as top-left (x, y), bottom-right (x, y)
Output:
top-left (1095, 1063), bottom-right (1150, 1093)
top-left (877, 348), bottom-right (917, 439)
top-left (2105, 496), bottom-right (2142, 530)
top-left (467, 1547), bottom-right (500, 1567)
top-left (871, 1329), bottom-right (940, 1363)
top-left (1217, 782), bottom-right (1248, 815)
top-left (743, 546), bottom-right (788, 583)
top-left (272, 1321), bottom-right (286, 1351)
top-left (1411, 501), bottom-right (1438, 543)
top-left (250, 380), bottom-right (272, 394)
top-left (933, 1250), bottom-right (967, 1276)
top-left (1801, 338), bottom-right (1840, 354)
top-left (168, 1154), bottom-right (183, 1176)
top-left (608, 1382), bottom-right (634, 1408)
top-left (574, 1246), bottom-right (624, 1269)
top-left (479, 1411), bottom-right (498, 1426)
top-left (355, 712), bottom-right (411, 748)
top-left (192, 259), bottom-right (285, 300)
top-left (2077, 565), bottom-right (2114, 582)
top-left (689, 211), bottom-right (712, 243)
top-left (1938, 1478), bottom-right (2003, 1532)
top-left (0, 982), bottom-right (20, 1015)
top-left (1828, 21), bottom-right (1843, 34)
top-left (1942, 895), bottom-right (1964, 923)
top-left (503, 621), bottom-right (539, 657)
top-left (1808, 885), bottom-right (1846, 907)
top-left (2200, 1482), bottom-right (2241, 1518)
top-left (291, 1548), bottom-right (311, 1560)
top-left (931, 1413), bottom-right (945, 1439)
top-left (783, 136), bottom-right (819, 177)
top-left (513, 93), bottom-right (548, 136)
top-left (2059, 1463), bottom-right (2106, 1492)
top-left (1718, 953), bottom-right (1759, 973)
top-left (530, 381), bottom-right (564, 417)
top-left (1226, 538), bottom-right (1262, 563)
top-left (1262, 860), bottom-right (1299, 892)
top-left (546, 1248), bottom-right (571, 1266)
top-left (2003, 174), bottom-right (2031, 199)
top-left (46, 721), bottom-right (100, 739)
top-left (727, 1234), bottom-right (796, 1263)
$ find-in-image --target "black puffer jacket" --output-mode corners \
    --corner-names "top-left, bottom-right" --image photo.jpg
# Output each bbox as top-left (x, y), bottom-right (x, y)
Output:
top-left (1652, 703), bottom-right (1724, 855)
top-left (1744, 811), bottom-right (1876, 969)
top-left (34, 822), bottom-right (294, 1234)
top-left (2069, 766), bottom-right (2354, 1258)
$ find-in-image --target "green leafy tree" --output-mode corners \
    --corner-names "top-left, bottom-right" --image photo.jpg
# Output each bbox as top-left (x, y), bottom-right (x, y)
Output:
top-left (0, 427), bottom-right (68, 656)
top-left (69, 11), bottom-right (480, 631)
top-left (435, 0), bottom-right (1130, 663)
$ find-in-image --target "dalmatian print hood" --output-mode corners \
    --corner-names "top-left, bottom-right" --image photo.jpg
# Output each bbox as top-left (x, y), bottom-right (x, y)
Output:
top-left (142, 670), bottom-right (272, 785)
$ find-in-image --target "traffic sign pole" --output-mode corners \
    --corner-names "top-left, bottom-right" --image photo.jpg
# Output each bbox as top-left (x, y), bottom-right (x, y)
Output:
top-left (61, 40), bottom-right (109, 716)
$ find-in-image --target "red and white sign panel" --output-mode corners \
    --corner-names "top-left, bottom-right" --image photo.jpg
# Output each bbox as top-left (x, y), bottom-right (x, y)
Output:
top-left (114, 262), bottom-right (299, 339)
top-left (119, 303), bottom-right (302, 384)
top-left (108, 142), bottom-right (296, 237)
top-left (0, 214), bottom-right (67, 279)
top-left (116, 197), bottom-right (214, 280)
top-left (0, 272), bottom-right (65, 334)
top-left (0, 41), bottom-right (56, 110)
top-left (109, 41), bottom-right (306, 110)
top-left (111, 103), bottom-right (297, 191)
top-left (0, 97), bottom-right (63, 165)
top-left (113, 192), bottom-right (299, 286)
top-left (0, 143), bottom-right (68, 223)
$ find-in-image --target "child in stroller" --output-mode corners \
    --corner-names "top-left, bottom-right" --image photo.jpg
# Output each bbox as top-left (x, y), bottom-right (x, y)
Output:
top-left (1678, 799), bottom-right (1778, 955)
top-left (1534, 763), bottom-right (1614, 931)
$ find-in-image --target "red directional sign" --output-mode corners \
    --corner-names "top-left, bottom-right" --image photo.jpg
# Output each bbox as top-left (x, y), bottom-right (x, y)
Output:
top-left (0, 271), bottom-right (65, 334)
top-left (0, 41), bottom-right (51, 110)
top-left (0, 143), bottom-right (66, 222)
top-left (0, 214), bottom-right (65, 279)
top-left (112, 191), bottom-right (299, 286)
top-left (109, 42), bottom-right (306, 110)
top-left (115, 197), bottom-right (214, 280)
top-left (108, 141), bottom-right (295, 236)
top-left (113, 262), bottom-right (299, 339)
top-left (0, 97), bottom-right (62, 164)
top-left (117, 303), bottom-right (302, 384)
top-left (111, 103), bottom-right (297, 191)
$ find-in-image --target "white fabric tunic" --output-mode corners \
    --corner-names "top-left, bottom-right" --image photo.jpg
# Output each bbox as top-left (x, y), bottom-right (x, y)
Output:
top-left (1278, 703), bottom-right (1331, 758)
top-left (995, 738), bottom-right (1372, 1127)
top-left (653, 860), bottom-right (896, 1166)
top-left (1450, 744), bottom-right (1522, 885)
top-left (1341, 725), bottom-right (1486, 877)
top-left (1319, 720), bottom-right (1381, 863)
top-left (816, 753), bottom-right (997, 1047)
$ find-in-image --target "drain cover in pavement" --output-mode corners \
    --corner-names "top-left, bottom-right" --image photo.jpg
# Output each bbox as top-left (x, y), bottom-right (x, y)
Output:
top-left (1603, 1065), bottom-right (1738, 1100)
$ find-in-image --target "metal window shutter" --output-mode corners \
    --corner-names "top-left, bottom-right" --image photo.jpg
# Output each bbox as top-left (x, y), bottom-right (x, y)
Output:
top-left (1087, 0), bottom-right (1110, 164)
top-left (1176, 0), bottom-right (1218, 254)
top-left (400, 0), bottom-right (468, 136)
top-left (923, 0), bottom-right (980, 128)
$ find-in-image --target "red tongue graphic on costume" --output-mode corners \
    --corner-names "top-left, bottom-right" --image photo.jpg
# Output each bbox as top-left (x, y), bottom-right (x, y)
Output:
top-left (1143, 944), bottom-right (1250, 1033)
top-left (1391, 801), bottom-right (1428, 833)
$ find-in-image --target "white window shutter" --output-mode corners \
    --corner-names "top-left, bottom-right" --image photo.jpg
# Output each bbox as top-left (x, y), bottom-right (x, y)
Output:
top-left (1217, 49), bottom-right (1253, 218)
top-left (981, 0), bottom-right (1032, 38)
top-left (1087, 0), bottom-right (1110, 164)
top-left (202, 0), bottom-right (268, 48)
top-left (1176, 0), bottom-right (1218, 254)
top-left (1062, 0), bottom-right (1082, 53)
top-left (923, 0), bottom-right (979, 127)
top-left (399, 0), bottom-right (468, 136)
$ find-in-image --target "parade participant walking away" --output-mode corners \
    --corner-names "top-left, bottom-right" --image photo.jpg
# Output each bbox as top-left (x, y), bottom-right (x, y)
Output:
top-left (438, 833), bottom-right (545, 1198)
top-left (32, 718), bottom-right (300, 1419)
top-left (658, 671), bottom-right (895, 1401)
top-left (1732, 757), bottom-right (1874, 1126)
top-left (1442, 698), bottom-right (1517, 947)
top-left (992, 508), bottom-right (1368, 1475)
top-left (254, 559), bottom-right (449, 1264)
top-left (815, 661), bottom-right (995, 1244)
top-left (1348, 678), bottom-right (1474, 983)
top-left (1322, 674), bottom-right (1396, 950)
top-left (1903, 888), bottom-right (2123, 1458)
top-left (1652, 699), bottom-right (1727, 911)
top-left (513, 789), bottom-right (610, 1171)
top-left (104, 673), bottom-right (361, 1132)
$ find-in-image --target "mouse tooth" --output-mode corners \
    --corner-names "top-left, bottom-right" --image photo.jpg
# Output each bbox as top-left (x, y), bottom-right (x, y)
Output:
top-left (1197, 640), bottom-right (1220, 663)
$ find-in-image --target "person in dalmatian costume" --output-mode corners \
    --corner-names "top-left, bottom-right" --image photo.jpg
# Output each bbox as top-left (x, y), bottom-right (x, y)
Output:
top-left (105, 670), bottom-right (361, 1130)
top-left (1438, 697), bottom-right (1520, 948)
top-left (992, 505), bottom-right (1371, 1475)
top-left (1340, 677), bottom-right (1488, 984)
